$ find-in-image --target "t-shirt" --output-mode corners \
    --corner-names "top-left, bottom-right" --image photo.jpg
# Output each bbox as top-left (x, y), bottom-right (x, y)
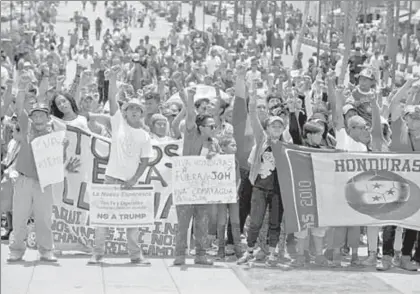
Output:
top-left (76, 54), bottom-right (94, 70)
top-left (105, 110), bottom-right (153, 181)
top-left (335, 128), bottom-right (367, 152)
top-left (206, 56), bottom-right (221, 76)
top-left (253, 145), bottom-right (279, 193)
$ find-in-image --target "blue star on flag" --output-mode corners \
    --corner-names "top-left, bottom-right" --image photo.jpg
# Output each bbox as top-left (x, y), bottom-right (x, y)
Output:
top-left (387, 189), bottom-right (395, 195)
top-left (371, 195), bottom-right (381, 202)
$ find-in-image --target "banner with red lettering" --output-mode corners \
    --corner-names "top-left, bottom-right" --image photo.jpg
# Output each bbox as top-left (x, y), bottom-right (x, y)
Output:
top-left (272, 142), bottom-right (420, 233)
top-left (26, 125), bottom-right (182, 256)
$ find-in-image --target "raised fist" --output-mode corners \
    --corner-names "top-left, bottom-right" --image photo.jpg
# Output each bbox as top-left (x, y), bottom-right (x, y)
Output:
top-left (187, 86), bottom-right (196, 98)
top-left (57, 75), bottom-right (65, 84)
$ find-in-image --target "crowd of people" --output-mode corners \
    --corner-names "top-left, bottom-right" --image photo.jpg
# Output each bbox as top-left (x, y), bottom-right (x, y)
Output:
top-left (1, 1), bottom-right (419, 272)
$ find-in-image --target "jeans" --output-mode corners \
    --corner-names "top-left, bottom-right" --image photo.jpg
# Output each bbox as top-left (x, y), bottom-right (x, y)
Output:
top-left (247, 187), bottom-right (284, 248)
top-left (285, 42), bottom-right (293, 55)
top-left (93, 176), bottom-right (142, 259)
top-left (216, 203), bottom-right (240, 247)
top-left (207, 204), bottom-right (218, 236)
top-left (98, 80), bottom-right (109, 105)
top-left (175, 204), bottom-right (208, 257)
top-left (382, 226), bottom-right (417, 257)
top-left (9, 175), bottom-right (54, 256)
top-left (227, 168), bottom-right (252, 244)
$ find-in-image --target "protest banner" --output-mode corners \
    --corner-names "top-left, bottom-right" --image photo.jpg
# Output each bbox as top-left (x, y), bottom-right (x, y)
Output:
top-left (89, 184), bottom-right (155, 227)
top-left (272, 142), bottom-right (420, 234)
top-left (31, 130), bottom-right (66, 191)
top-left (25, 125), bottom-right (182, 257)
top-left (172, 155), bottom-right (237, 205)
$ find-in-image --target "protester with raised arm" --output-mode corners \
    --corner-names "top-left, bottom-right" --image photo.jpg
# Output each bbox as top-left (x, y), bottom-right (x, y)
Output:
top-left (88, 65), bottom-right (152, 265)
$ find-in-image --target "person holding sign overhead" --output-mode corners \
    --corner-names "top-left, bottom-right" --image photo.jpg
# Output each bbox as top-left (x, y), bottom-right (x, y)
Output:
top-left (88, 65), bottom-right (152, 265)
top-left (7, 71), bottom-right (68, 263)
top-left (172, 73), bottom-right (219, 266)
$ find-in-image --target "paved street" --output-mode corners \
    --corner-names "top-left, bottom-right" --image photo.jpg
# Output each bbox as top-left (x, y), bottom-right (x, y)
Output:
top-left (1, 242), bottom-right (419, 294)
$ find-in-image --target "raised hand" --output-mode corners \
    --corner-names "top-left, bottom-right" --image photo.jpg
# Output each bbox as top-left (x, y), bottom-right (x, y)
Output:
top-left (187, 86), bottom-right (196, 99)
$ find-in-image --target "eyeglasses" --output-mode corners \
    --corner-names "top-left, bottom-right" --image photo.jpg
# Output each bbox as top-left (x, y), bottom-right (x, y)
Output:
top-left (352, 125), bottom-right (370, 131)
top-left (203, 124), bottom-right (216, 130)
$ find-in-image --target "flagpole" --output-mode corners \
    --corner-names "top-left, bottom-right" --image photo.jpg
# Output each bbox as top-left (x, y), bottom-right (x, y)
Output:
top-left (405, 0), bottom-right (413, 68)
top-left (316, 0), bottom-right (322, 68)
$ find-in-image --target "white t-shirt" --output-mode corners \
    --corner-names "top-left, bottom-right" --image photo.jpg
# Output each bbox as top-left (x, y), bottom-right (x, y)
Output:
top-left (106, 110), bottom-right (153, 181)
top-left (76, 54), bottom-right (94, 69)
top-left (206, 56), bottom-right (221, 76)
top-left (1, 66), bottom-right (9, 87)
top-left (335, 128), bottom-right (367, 152)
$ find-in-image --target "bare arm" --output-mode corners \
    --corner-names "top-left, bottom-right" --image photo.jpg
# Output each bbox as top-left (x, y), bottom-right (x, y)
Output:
top-left (108, 66), bottom-right (120, 116)
top-left (0, 80), bottom-right (13, 118)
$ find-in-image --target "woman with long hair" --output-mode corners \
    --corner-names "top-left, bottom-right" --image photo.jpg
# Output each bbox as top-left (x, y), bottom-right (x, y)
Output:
top-left (50, 92), bottom-right (89, 131)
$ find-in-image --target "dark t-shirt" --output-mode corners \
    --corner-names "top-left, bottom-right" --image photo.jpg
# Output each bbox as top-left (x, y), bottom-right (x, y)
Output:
top-left (253, 146), bottom-right (280, 194)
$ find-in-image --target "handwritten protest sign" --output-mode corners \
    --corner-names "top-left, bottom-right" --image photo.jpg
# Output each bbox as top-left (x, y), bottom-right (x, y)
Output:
top-left (26, 125), bottom-right (181, 256)
top-left (31, 130), bottom-right (66, 191)
top-left (89, 184), bottom-right (155, 227)
top-left (172, 155), bottom-right (237, 205)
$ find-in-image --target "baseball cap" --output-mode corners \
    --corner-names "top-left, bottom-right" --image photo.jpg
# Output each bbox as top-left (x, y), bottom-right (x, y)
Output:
top-left (359, 67), bottom-right (375, 80)
top-left (29, 102), bottom-right (49, 115)
top-left (121, 98), bottom-right (145, 113)
top-left (343, 104), bottom-right (356, 115)
top-left (265, 116), bottom-right (284, 126)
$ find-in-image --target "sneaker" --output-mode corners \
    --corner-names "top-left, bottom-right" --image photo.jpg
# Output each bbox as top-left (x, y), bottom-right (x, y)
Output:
top-left (7, 253), bottom-right (23, 263)
top-left (291, 255), bottom-right (306, 267)
top-left (237, 250), bottom-right (253, 265)
top-left (392, 251), bottom-right (401, 267)
top-left (173, 255), bottom-right (186, 266)
top-left (361, 252), bottom-right (377, 266)
top-left (377, 255), bottom-right (392, 271)
top-left (225, 244), bottom-right (235, 256)
top-left (400, 255), bottom-right (419, 271)
top-left (87, 255), bottom-right (104, 265)
top-left (253, 249), bottom-right (267, 262)
top-left (314, 255), bottom-right (330, 267)
top-left (194, 256), bottom-right (214, 265)
top-left (350, 255), bottom-right (363, 267)
top-left (265, 253), bottom-right (278, 267)
top-left (131, 257), bottom-right (151, 265)
top-left (40, 252), bottom-right (58, 262)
